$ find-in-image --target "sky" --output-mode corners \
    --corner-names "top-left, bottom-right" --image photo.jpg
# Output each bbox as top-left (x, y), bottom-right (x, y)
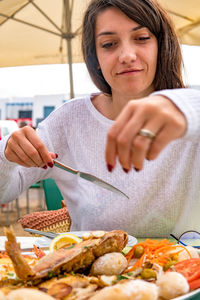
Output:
top-left (0, 44), bottom-right (199, 98)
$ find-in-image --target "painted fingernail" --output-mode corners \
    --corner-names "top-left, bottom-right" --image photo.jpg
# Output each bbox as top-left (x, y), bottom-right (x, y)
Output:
top-left (55, 153), bottom-right (58, 158)
top-left (134, 167), bottom-right (140, 172)
top-left (107, 164), bottom-right (113, 172)
top-left (123, 168), bottom-right (129, 173)
top-left (42, 165), bottom-right (47, 169)
top-left (48, 162), bottom-right (54, 168)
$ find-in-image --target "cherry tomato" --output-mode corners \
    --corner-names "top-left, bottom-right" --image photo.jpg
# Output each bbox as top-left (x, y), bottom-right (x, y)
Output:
top-left (174, 258), bottom-right (200, 282)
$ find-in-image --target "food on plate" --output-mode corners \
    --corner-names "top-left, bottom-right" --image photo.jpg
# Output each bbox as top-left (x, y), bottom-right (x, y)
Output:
top-left (89, 279), bottom-right (159, 300)
top-left (0, 256), bottom-right (17, 281)
top-left (176, 245), bottom-right (199, 261)
top-left (125, 239), bottom-right (176, 272)
top-left (98, 275), bottom-right (118, 286)
top-left (173, 258), bottom-right (200, 290)
top-left (82, 231), bottom-right (106, 240)
top-left (39, 274), bottom-right (93, 290)
top-left (39, 275), bottom-right (98, 299)
top-left (124, 238), bottom-right (197, 273)
top-left (167, 244), bottom-right (199, 262)
top-left (33, 245), bottom-right (46, 259)
top-left (90, 252), bottom-right (127, 275)
top-left (174, 258), bottom-right (200, 281)
top-left (4, 227), bottom-right (128, 282)
top-left (6, 288), bottom-right (55, 300)
top-left (0, 274), bottom-right (98, 299)
top-left (189, 278), bottom-right (200, 291)
top-left (49, 233), bottom-right (82, 252)
top-left (1, 228), bottom-right (200, 300)
top-left (0, 252), bottom-right (38, 281)
top-left (157, 271), bottom-right (189, 299)
top-left (122, 238), bottom-right (200, 298)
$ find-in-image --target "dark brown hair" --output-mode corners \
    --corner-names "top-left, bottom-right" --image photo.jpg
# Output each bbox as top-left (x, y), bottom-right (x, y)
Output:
top-left (82, 0), bottom-right (185, 95)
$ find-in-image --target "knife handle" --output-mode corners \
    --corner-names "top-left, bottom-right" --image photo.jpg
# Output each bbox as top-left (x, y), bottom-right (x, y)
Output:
top-left (53, 160), bottom-right (78, 175)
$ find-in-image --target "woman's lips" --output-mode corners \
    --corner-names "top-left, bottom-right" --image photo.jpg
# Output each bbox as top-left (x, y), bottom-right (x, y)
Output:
top-left (117, 69), bottom-right (142, 75)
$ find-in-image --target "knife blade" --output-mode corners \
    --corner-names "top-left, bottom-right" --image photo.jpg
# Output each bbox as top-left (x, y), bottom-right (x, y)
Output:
top-left (53, 159), bottom-right (129, 199)
top-left (24, 228), bottom-right (58, 239)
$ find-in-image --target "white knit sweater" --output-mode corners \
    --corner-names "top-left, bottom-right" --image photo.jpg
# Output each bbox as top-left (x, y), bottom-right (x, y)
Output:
top-left (0, 88), bottom-right (200, 238)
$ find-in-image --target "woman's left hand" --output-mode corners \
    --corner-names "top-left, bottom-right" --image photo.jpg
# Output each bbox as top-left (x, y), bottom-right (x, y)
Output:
top-left (105, 95), bottom-right (187, 172)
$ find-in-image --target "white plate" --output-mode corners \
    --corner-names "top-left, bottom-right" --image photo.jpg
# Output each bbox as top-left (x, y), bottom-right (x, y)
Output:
top-left (0, 236), bottom-right (40, 256)
top-left (35, 231), bottom-right (137, 248)
top-left (0, 236), bottom-right (39, 251)
top-left (174, 288), bottom-right (200, 300)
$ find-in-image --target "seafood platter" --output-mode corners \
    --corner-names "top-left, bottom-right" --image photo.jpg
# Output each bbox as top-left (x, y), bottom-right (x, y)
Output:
top-left (0, 227), bottom-right (200, 300)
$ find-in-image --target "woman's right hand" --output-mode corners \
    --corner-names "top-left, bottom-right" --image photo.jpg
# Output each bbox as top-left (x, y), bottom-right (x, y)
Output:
top-left (105, 95), bottom-right (187, 172)
top-left (5, 126), bottom-right (56, 168)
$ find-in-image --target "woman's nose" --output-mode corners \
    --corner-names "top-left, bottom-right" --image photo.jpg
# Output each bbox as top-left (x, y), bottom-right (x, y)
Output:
top-left (118, 45), bottom-right (137, 64)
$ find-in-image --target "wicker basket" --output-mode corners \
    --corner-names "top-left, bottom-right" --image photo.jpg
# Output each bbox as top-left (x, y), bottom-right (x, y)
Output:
top-left (19, 200), bottom-right (71, 236)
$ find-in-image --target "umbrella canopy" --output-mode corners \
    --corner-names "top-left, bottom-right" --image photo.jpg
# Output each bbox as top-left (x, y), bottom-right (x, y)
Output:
top-left (159, 0), bottom-right (200, 46)
top-left (0, 0), bottom-right (199, 97)
top-left (0, 0), bottom-right (90, 98)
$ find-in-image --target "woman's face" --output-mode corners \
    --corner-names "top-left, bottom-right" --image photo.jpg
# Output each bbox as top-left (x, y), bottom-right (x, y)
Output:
top-left (95, 7), bottom-right (158, 99)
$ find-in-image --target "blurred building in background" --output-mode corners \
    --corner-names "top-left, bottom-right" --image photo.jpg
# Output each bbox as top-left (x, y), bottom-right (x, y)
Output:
top-left (0, 94), bottom-right (67, 127)
top-left (0, 83), bottom-right (200, 128)
top-left (0, 93), bottom-right (89, 127)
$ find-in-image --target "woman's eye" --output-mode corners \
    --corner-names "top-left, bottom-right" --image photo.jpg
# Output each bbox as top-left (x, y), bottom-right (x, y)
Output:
top-left (102, 42), bottom-right (116, 49)
top-left (137, 36), bottom-right (150, 41)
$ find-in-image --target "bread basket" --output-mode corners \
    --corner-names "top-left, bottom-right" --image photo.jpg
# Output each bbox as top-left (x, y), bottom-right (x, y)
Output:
top-left (19, 200), bottom-right (71, 236)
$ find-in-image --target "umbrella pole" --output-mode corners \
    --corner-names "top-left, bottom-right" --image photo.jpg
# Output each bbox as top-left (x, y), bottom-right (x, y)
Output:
top-left (66, 38), bottom-right (74, 99)
top-left (64, 0), bottom-right (74, 99)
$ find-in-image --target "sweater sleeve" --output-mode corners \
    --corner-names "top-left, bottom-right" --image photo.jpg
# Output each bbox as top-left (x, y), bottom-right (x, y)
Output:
top-left (0, 100), bottom-right (72, 204)
top-left (0, 125), bottom-right (53, 204)
top-left (151, 88), bottom-right (200, 140)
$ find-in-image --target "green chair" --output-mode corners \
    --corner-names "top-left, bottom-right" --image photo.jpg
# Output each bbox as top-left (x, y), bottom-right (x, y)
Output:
top-left (42, 178), bottom-right (63, 210)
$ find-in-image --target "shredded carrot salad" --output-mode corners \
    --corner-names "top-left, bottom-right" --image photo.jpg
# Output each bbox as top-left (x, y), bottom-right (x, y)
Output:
top-left (125, 239), bottom-right (192, 272)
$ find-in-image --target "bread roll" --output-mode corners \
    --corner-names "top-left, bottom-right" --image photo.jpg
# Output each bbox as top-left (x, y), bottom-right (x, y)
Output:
top-left (90, 279), bottom-right (159, 300)
top-left (157, 272), bottom-right (189, 299)
top-left (6, 288), bottom-right (55, 300)
top-left (90, 252), bottom-right (127, 275)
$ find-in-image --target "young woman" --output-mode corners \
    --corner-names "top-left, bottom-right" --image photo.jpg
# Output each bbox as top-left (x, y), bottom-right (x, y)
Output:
top-left (0, 0), bottom-right (200, 238)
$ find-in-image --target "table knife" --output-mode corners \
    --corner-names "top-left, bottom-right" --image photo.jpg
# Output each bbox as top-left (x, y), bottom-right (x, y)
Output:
top-left (24, 228), bottom-right (58, 239)
top-left (53, 159), bottom-right (129, 199)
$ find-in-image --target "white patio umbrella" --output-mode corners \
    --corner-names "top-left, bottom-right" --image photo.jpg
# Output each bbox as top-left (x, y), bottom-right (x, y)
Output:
top-left (0, 0), bottom-right (90, 98)
top-left (159, 0), bottom-right (200, 46)
top-left (0, 0), bottom-right (199, 98)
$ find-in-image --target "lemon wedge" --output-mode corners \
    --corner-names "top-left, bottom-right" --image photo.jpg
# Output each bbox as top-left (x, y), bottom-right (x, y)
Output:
top-left (49, 233), bottom-right (82, 252)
